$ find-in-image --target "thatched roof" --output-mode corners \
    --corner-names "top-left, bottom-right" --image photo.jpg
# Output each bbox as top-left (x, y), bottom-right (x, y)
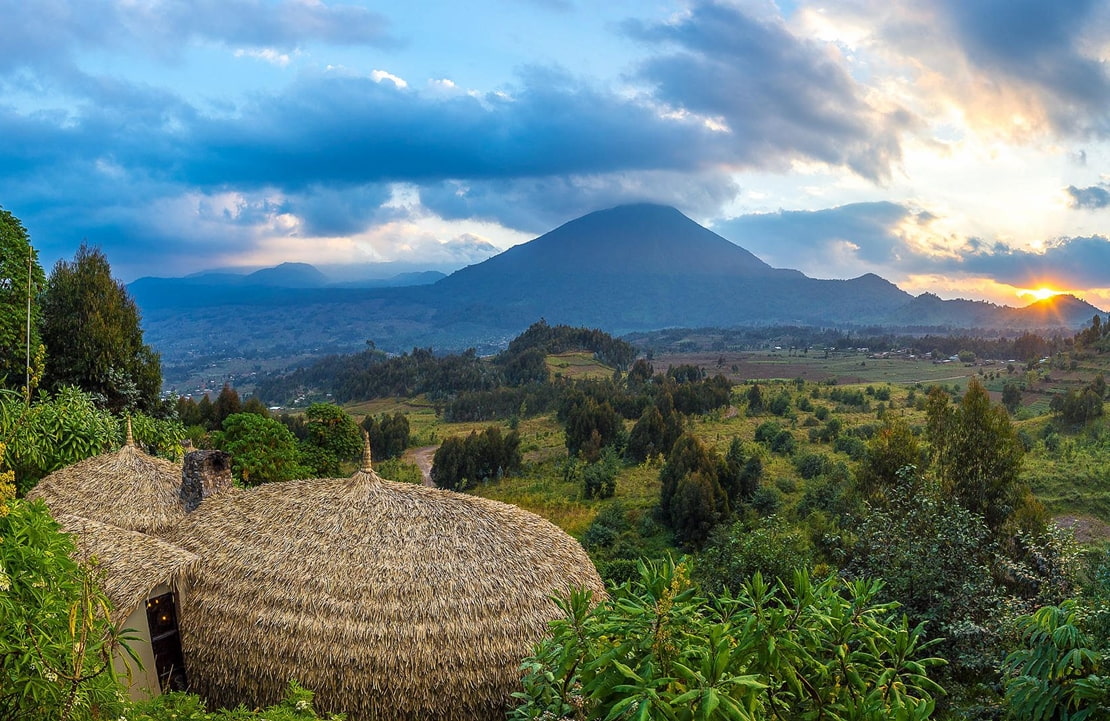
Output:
top-left (166, 446), bottom-right (606, 721)
top-left (57, 513), bottom-right (199, 626)
top-left (26, 423), bottom-right (186, 536)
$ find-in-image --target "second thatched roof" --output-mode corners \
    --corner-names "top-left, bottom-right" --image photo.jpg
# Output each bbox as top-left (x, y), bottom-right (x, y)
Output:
top-left (26, 430), bottom-right (186, 536)
top-left (165, 452), bottom-right (606, 721)
top-left (57, 513), bottom-right (199, 626)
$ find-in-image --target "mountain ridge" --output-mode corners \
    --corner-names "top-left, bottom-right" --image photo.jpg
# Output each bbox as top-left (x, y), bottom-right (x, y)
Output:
top-left (128, 204), bottom-right (1105, 370)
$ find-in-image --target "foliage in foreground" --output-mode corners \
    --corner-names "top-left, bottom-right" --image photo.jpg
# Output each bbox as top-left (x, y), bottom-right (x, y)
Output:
top-left (512, 559), bottom-right (944, 721)
top-left (1002, 601), bottom-right (1110, 721)
top-left (127, 680), bottom-right (346, 720)
top-left (0, 498), bottom-right (129, 721)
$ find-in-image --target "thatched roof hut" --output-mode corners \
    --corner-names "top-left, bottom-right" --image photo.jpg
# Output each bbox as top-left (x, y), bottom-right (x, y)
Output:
top-left (56, 513), bottom-right (199, 626)
top-left (166, 444), bottom-right (606, 721)
top-left (56, 513), bottom-right (199, 699)
top-left (26, 423), bottom-right (186, 535)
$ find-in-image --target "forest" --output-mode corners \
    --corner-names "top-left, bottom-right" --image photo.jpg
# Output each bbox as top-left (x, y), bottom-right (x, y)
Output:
top-left (2, 203), bottom-right (1110, 720)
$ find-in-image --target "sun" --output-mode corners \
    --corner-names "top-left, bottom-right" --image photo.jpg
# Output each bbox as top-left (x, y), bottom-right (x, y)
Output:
top-left (1029, 287), bottom-right (1062, 301)
top-left (1016, 285), bottom-right (1064, 302)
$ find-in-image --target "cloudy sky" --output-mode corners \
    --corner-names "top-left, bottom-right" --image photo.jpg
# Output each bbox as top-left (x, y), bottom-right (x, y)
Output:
top-left (3, 0), bottom-right (1110, 307)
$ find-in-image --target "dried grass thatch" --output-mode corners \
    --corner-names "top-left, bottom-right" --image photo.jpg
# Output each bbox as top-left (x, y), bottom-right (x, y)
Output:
top-left (166, 449), bottom-right (606, 721)
top-left (57, 513), bottom-right (199, 626)
top-left (26, 425), bottom-right (186, 536)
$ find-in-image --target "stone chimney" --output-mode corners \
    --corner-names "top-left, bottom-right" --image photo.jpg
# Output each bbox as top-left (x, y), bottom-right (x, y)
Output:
top-left (180, 450), bottom-right (233, 512)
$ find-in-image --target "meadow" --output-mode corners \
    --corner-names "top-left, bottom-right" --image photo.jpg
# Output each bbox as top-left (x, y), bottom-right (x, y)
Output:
top-left (357, 348), bottom-right (1110, 547)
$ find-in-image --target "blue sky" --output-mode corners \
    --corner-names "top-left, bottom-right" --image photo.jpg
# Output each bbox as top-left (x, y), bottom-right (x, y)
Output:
top-left (3, 0), bottom-right (1110, 307)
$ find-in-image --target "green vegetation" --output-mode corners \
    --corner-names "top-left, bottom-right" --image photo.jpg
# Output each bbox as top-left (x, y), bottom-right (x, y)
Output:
top-left (128, 681), bottom-right (345, 721)
top-left (0, 494), bottom-right (129, 720)
top-left (0, 208), bottom-right (46, 396)
top-left (42, 243), bottom-right (162, 414)
top-left (512, 559), bottom-right (943, 721)
top-left (2, 202), bottom-right (1109, 721)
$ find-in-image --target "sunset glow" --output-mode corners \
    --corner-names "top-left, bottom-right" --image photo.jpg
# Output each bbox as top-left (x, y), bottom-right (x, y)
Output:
top-left (1018, 287), bottom-right (1065, 302)
top-left (0, 0), bottom-right (1108, 310)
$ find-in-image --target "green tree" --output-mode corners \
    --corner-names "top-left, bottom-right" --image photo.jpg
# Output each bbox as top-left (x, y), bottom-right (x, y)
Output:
top-left (1003, 602), bottom-right (1110, 720)
top-left (581, 446), bottom-right (621, 499)
top-left (563, 397), bottom-right (623, 460)
top-left (848, 470), bottom-right (1010, 683)
top-left (0, 387), bottom-right (117, 494)
top-left (746, 383), bottom-right (765, 413)
top-left (211, 383), bottom-right (242, 428)
top-left (0, 208), bottom-right (46, 396)
top-left (299, 402), bottom-right (363, 477)
top-left (361, 412), bottom-right (410, 461)
top-left (927, 378), bottom-right (1041, 535)
top-left (627, 405), bottom-right (666, 462)
top-left (431, 426), bottom-right (522, 491)
top-left (1002, 382), bottom-right (1023, 415)
top-left (213, 413), bottom-right (308, 485)
top-left (40, 243), bottom-right (162, 413)
top-left (698, 515), bottom-right (813, 591)
top-left (717, 437), bottom-right (761, 508)
top-left (857, 417), bottom-right (923, 504)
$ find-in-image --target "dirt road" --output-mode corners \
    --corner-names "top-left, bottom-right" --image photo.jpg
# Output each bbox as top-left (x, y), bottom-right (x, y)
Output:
top-left (406, 445), bottom-right (438, 487)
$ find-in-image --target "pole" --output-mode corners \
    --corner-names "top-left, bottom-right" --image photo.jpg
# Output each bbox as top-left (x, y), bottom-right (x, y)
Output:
top-left (25, 245), bottom-right (31, 403)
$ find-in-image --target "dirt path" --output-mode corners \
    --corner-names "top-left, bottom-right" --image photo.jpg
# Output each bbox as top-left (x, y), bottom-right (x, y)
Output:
top-left (405, 445), bottom-right (438, 487)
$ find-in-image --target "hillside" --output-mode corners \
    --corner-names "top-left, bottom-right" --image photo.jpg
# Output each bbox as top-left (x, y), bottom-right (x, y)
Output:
top-left (130, 204), bottom-right (1106, 387)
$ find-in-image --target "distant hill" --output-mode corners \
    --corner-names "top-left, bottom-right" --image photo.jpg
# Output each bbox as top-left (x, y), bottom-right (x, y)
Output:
top-left (243, 262), bottom-right (328, 288)
top-left (130, 204), bottom-right (1106, 377)
top-left (887, 291), bottom-right (1101, 330)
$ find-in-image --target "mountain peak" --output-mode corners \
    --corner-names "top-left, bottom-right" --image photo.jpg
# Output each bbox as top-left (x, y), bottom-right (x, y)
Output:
top-left (439, 203), bottom-right (784, 284)
top-left (245, 262), bottom-right (328, 288)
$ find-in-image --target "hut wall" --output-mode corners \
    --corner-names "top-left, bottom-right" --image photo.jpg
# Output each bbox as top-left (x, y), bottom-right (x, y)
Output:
top-left (114, 583), bottom-right (170, 701)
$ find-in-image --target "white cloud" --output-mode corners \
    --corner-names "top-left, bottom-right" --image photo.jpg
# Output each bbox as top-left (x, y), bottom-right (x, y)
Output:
top-left (370, 69), bottom-right (408, 88)
top-left (233, 47), bottom-right (294, 66)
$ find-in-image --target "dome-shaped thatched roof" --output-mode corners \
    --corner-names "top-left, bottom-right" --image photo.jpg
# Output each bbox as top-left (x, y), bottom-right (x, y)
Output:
top-left (57, 513), bottom-right (199, 625)
top-left (165, 449), bottom-right (606, 721)
top-left (26, 423), bottom-right (186, 535)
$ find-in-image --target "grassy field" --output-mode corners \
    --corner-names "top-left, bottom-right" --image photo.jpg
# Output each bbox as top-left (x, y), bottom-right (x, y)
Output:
top-left (343, 349), bottom-right (1110, 545)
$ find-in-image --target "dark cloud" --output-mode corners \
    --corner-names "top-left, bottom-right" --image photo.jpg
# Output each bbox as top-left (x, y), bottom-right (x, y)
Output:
top-left (948, 235), bottom-right (1110, 289)
top-left (714, 202), bottom-right (915, 275)
top-left (178, 68), bottom-right (735, 190)
top-left (716, 201), bottom-right (1110, 291)
top-left (419, 171), bottom-right (741, 235)
top-left (1066, 184), bottom-right (1110, 210)
top-left (291, 185), bottom-right (395, 236)
top-left (0, 0), bottom-right (394, 73)
top-left (626, 1), bottom-right (912, 180)
top-left (937, 0), bottom-right (1110, 131)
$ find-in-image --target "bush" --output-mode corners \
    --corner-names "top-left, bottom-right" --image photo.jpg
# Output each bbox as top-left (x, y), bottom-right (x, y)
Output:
top-left (0, 498), bottom-right (128, 721)
top-left (511, 559), bottom-right (943, 721)
top-left (698, 516), bottom-right (814, 591)
top-left (0, 387), bottom-right (118, 493)
top-left (127, 680), bottom-right (346, 720)
top-left (214, 413), bottom-right (309, 485)
top-left (582, 447), bottom-right (621, 499)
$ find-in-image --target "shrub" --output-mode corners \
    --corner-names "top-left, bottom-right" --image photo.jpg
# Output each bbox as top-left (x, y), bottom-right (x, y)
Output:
top-left (0, 498), bottom-right (128, 721)
top-left (512, 559), bottom-right (943, 721)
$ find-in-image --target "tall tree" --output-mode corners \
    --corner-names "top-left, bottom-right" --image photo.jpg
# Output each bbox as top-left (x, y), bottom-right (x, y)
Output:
top-left (927, 378), bottom-right (1042, 534)
top-left (40, 243), bottom-right (161, 413)
top-left (0, 208), bottom-right (46, 395)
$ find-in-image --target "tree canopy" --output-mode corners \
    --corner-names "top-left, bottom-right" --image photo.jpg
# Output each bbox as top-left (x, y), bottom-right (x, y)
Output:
top-left (0, 208), bottom-right (46, 394)
top-left (40, 243), bottom-right (162, 413)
